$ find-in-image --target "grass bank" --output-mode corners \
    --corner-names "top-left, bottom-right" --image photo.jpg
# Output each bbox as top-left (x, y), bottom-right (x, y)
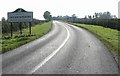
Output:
top-left (68, 22), bottom-right (119, 55)
top-left (1, 22), bottom-right (52, 54)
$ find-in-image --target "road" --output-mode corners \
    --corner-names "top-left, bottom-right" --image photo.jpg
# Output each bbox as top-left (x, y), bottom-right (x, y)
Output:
top-left (2, 21), bottom-right (118, 74)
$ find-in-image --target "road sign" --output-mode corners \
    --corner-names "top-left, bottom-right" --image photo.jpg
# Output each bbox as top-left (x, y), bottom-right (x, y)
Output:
top-left (7, 8), bottom-right (33, 37)
top-left (8, 12), bottom-right (33, 22)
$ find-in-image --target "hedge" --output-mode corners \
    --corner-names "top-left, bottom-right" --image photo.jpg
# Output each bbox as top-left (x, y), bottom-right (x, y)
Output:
top-left (72, 19), bottom-right (120, 30)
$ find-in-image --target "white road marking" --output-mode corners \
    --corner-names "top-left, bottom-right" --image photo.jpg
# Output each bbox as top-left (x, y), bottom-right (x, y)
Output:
top-left (29, 23), bottom-right (70, 74)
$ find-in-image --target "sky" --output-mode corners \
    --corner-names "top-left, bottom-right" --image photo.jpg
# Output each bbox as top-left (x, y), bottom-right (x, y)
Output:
top-left (0, 0), bottom-right (119, 20)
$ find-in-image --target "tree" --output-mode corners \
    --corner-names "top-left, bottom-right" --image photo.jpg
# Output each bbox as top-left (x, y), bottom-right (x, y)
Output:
top-left (94, 11), bottom-right (113, 19)
top-left (2, 17), bottom-right (7, 26)
top-left (72, 14), bottom-right (77, 22)
top-left (93, 15), bottom-right (95, 19)
top-left (95, 12), bottom-right (98, 18)
top-left (2, 17), bottom-right (8, 33)
top-left (112, 15), bottom-right (117, 19)
top-left (84, 15), bottom-right (87, 19)
top-left (43, 11), bottom-right (52, 21)
top-left (72, 14), bottom-right (77, 18)
top-left (88, 15), bottom-right (92, 19)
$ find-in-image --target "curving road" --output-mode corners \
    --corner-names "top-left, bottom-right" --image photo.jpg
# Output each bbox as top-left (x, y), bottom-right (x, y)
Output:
top-left (2, 21), bottom-right (118, 74)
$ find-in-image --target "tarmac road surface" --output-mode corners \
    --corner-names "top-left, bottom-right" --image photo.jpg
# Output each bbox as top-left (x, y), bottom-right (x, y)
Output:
top-left (2, 21), bottom-right (118, 74)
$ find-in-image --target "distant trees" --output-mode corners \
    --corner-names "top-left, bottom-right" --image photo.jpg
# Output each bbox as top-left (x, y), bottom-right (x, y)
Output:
top-left (72, 14), bottom-right (77, 18)
top-left (84, 11), bottom-right (117, 19)
top-left (72, 14), bottom-right (77, 21)
top-left (88, 15), bottom-right (92, 19)
top-left (52, 14), bottom-right (78, 22)
top-left (95, 13), bottom-right (99, 18)
top-left (84, 16), bottom-right (87, 19)
top-left (94, 12), bottom-right (116, 19)
top-left (43, 11), bottom-right (52, 21)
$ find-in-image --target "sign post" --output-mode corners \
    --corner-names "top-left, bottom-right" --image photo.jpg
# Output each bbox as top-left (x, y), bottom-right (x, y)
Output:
top-left (7, 8), bottom-right (33, 37)
top-left (10, 23), bottom-right (13, 37)
top-left (19, 22), bottom-right (22, 34)
top-left (29, 22), bottom-right (32, 35)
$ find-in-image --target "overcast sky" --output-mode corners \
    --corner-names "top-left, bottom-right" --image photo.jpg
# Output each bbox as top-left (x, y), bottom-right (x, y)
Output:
top-left (0, 0), bottom-right (119, 20)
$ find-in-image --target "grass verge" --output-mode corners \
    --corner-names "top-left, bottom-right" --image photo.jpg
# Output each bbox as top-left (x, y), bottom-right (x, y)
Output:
top-left (1, 22), bottom-right (52, 54)
top-left (68, 22), bottom-right (119, 56)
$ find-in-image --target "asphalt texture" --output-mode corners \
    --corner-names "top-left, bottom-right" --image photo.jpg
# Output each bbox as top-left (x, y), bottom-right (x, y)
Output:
top-left (2, 21), bottom-right (118, 74)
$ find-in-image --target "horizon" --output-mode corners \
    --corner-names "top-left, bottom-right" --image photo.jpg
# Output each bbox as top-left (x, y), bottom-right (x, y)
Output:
top-left (0, 0), bottom-right (119, 20)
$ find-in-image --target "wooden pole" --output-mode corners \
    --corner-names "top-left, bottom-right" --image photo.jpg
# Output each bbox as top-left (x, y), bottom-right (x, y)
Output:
top-left (29, 22), bottom-right (32, 35)
top-left (10, 23), bottom-right (13, 37)
top-left (19, 22), bottom-right (22, 35)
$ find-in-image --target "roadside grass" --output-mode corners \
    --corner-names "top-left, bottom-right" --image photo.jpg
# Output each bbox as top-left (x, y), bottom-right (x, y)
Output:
top-left (68, 22), bottom-right (119, 55)
top-left (1, 22), bottom-right (52, 54)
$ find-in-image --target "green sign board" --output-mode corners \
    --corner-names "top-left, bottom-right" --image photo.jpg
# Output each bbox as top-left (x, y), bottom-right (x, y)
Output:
top-left (7, 8), bottom-right (33, 22)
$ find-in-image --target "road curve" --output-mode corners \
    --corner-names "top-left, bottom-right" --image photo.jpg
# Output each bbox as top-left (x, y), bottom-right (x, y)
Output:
top-left (2, 21), bottom-right (118, 74)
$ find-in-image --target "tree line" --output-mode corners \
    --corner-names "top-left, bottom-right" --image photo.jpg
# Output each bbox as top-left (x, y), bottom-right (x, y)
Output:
top-left (52, 11), bottom-right (119, 30)
top-left (84, 11), bottom-right (117, 19)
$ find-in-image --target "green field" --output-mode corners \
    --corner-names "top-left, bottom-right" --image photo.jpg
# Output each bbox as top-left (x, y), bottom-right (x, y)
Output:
top-left (1, 22), bottom-right (52, 54)
top-left (71, 23), bottom-right (119, 55)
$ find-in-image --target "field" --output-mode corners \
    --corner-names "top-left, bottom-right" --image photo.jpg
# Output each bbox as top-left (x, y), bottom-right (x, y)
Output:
top-left (1, 22), bottom-right (52, 53)
top-left (70, 23), bottom-right (119, 55)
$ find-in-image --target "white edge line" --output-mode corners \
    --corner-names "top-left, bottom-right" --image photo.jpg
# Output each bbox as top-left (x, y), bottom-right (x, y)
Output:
top-left (29, 23), bottom-right (70, 74)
